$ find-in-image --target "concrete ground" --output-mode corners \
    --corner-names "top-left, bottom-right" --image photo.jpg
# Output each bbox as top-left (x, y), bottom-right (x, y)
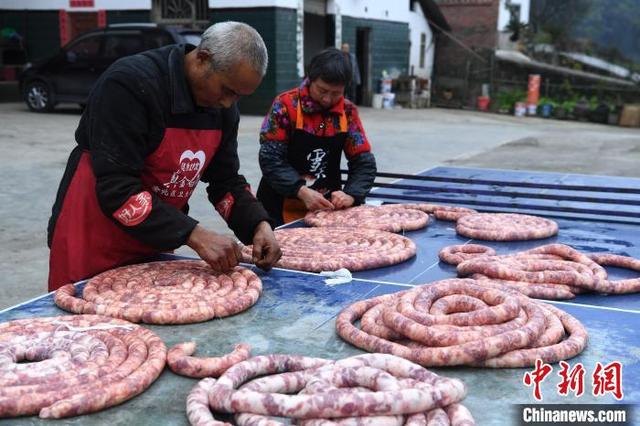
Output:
top-left (1, 101), bottom-right (639, 310)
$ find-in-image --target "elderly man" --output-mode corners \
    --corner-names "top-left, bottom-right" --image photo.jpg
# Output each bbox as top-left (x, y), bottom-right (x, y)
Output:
top-left (47, 21), bottom-right (281, 291)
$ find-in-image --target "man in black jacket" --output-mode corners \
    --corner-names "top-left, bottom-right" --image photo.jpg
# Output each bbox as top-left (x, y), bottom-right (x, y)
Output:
top-left (47, 21), bottom-right (281, 291)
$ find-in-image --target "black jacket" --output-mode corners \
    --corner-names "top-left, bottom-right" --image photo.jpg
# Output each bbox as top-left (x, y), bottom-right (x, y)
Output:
top-left (48, 44), bottom-right (270, 249)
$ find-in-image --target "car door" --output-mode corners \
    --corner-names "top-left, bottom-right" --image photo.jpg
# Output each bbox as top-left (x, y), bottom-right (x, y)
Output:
top-left (51, 32), bottom-right (104, 101)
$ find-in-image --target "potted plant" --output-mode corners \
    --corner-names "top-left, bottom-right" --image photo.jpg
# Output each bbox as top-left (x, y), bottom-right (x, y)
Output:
top-left (554, 103), bottom-right (567, 120)
top-left (537, 97), bottom-right (557, 118)
top-left (494, 89), bottom-right (526, 114)
top-left (555, 99), bottom-right (576, 120)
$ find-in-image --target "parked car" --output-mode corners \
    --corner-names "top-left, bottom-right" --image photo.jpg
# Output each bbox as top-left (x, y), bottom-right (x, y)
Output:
top-left (20, 24), bottom-right (201, 112)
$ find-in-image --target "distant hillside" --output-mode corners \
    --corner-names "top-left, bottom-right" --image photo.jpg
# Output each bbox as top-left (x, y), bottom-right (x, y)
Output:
top-left (573, 0), bottom-right (640, 65)
top-left (531, 0), bottom-right (640, 67)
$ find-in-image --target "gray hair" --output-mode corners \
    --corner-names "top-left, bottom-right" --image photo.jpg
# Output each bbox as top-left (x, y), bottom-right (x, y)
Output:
top-left (198, 21), bottom-right (268, 76)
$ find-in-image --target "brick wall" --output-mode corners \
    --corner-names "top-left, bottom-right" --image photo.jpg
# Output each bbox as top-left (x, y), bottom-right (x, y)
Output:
top-left (434, 0), bottom-right (499, 72)
top-left (437, 0), bottom-right (499, 50)
top-left (432, 0), bottom-right (500, 105)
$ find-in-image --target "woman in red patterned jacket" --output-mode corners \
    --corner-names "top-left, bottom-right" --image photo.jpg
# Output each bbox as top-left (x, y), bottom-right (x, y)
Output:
top-left (257, 48), bottom-right (377, 225)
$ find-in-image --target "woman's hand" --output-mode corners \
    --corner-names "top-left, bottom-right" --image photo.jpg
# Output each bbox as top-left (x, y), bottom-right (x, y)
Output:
top-left (330, 191), bottom-right (355, 209)
top-left (297, 186), bottom-right (334, 211)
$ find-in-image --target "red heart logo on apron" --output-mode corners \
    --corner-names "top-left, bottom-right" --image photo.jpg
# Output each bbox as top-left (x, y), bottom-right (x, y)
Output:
top-left (177, 150), bottom-right (206, 183)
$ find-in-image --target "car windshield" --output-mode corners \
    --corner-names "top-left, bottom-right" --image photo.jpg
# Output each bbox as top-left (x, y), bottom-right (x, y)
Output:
top-left (182, 33), bottom-right (202, 46)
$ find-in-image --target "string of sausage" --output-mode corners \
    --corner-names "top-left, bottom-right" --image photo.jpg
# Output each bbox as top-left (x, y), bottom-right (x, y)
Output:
top-left (304, 204), bottom-right (477, 231)
top-left (388, 206), bottom-right (554, 239)
top-left (440, 243), bottom-right (640, 298)
top-left (0, 315), bottom-right (166, 419)
top-left (587, 253), bottom-right (640, 291)
top-left (168, 342), bottom-right (251, 378)
top-left (304, 205), bottom-right (430, 232)
top-left (241, 227), bottom-right (416, 273)
top-left (455, 213), bottom-right (559, 241)
top-left (54, 261), bottom-right (262, 324)
top-left (335, 279), bottom-right (588, 368)
top-left (185, 353), bottom-right (474, 425)
top-left (395, 203), bottom-right (478, 222)
top-left (439, 244), bottom-right (578, 300)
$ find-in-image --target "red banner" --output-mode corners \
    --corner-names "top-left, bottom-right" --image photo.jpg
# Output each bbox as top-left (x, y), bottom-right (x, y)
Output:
top-left (98, 9), bottom-right (107, 27)
top-left (70, 0), bottom-right (95, 7)
top-left (58, 10), bottom-right (70, 47)
top-left (527, 74), bottom-right (541, 106)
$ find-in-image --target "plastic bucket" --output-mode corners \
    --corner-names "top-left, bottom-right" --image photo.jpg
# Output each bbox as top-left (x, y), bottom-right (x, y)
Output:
top-left (372, 94), bottom-right (384, 109)
top-left (477, 96), bottom-right (490, 111)
top-left (382, 93), bottom-right (395, 109)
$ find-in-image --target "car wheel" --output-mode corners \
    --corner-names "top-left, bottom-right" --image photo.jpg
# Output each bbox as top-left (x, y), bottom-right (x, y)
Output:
top-left (25, 81), bottom-right (55, 112)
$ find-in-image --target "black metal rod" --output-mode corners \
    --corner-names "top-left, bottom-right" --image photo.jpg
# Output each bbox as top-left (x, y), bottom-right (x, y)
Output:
top-left (368, 182), bottom-right (640, 206)
top-left (367, 192), bottom-right (640, 219)
top-left (340, 170), bottom-right (640, 194)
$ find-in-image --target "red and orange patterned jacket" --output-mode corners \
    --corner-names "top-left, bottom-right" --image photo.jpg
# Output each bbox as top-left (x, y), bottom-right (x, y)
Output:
top-left (258, 78), bottom-right (376, 201)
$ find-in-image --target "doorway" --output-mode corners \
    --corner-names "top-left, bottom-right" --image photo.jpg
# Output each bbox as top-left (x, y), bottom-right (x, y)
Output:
top-left (303, 12), bottom-right (328, 69)
top-left (355, 27), bottom-right (371, 105)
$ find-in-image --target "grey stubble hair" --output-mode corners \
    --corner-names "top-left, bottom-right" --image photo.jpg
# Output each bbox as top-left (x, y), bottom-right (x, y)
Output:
top-left (198, 21), bottom-right (268, 76)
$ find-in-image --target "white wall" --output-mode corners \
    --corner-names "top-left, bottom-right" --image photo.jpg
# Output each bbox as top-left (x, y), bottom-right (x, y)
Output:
top-left (497, 0), bottom-right (529, 31)
top-left (327, 0), bottom-right (409, 23)
top-left (0, 0), bottom-right (151, 9)
top-left (407, 1), bottom-right (434, 79)
top-left (209, 0), bottom-right (297, 8)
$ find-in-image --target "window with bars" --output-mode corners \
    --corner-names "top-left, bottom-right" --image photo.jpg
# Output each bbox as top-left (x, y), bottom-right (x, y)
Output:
top-left (151, 0), bottom-right (208, 27)
top-left (420, 33), bottom-right (426, 68)
top-left (434, 0), bottom-right (493, 5)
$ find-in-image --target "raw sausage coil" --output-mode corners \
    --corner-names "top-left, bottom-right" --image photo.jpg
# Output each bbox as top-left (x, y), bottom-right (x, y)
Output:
top-left (186, 353), bottom-right (474, 425)
top-left (0, 315), bottom-right (166, 419)
top-left (335, 279), bottom-right (587, 368)
top-left (456, 213), bottom-right (558, 241)
top-left (241, 227), bottom-right (416, 272)
top-left (55, 261), bottom-right (262, 324)
top-left (305, 205), bottom-right (429, 232)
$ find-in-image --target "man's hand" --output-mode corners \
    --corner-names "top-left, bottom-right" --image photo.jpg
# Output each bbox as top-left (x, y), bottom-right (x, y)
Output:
top-left (251, 221), bottom-right (281, 271)
top-left (186, 225), bottom-right (241, 271)
top-left (297, 186), bottom-right (334, 211)
top-left (330, 191), bottom-right (355, 209)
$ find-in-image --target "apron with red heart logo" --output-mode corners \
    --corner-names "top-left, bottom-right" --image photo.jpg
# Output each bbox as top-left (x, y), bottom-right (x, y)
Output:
top-left (48, 127), bottom-right (222, 291)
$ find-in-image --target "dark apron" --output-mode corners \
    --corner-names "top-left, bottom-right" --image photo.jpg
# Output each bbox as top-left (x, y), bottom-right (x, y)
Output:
top-left (258, 92), bottom-right (348, 225)
top-left (48, 127), bottom-right (222, 291)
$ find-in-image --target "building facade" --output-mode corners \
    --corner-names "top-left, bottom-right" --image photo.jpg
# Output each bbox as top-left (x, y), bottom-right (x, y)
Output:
top-left (431, 0), bottom-right (529, 107)
top-left (1, 0), bottom-right (443, 113)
